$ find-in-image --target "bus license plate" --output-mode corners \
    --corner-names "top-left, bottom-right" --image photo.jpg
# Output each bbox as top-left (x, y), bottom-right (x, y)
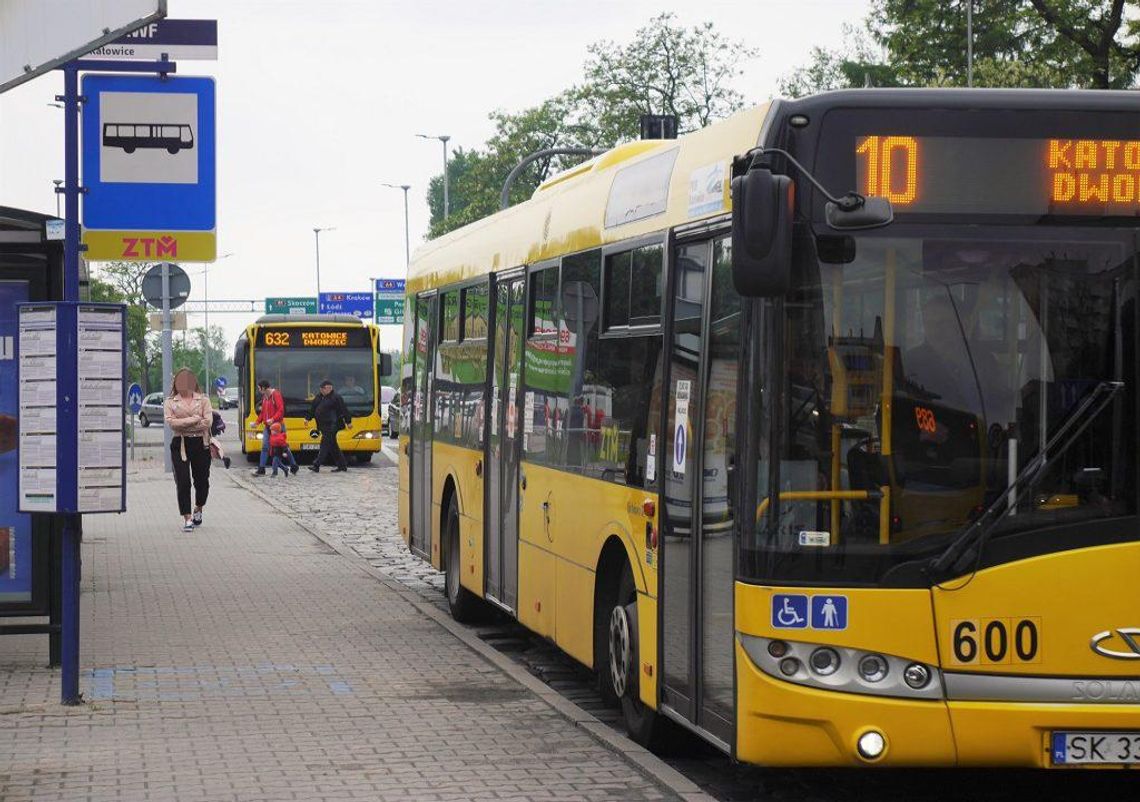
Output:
top-left (301, 443), bottom-right (319, 451)
top-left (1052, 731), bottom-right (1140, 765)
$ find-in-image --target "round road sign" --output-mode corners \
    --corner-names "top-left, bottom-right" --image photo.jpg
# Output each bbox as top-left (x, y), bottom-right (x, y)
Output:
top-left (141, 262), bottom-right (191, 309)
top-left (127, 382), bottom-right (143, 415)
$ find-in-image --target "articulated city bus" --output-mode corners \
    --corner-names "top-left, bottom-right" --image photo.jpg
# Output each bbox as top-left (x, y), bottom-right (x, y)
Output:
top-left (398, 89), bottom-right (1140, 768)
top-left (233, 314), bottom-right (385, 462)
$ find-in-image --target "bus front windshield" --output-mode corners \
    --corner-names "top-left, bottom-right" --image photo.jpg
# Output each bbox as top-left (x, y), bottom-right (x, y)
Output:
top-left (255, 347), bottom-right (376, 417)
top-left (745, 226), bottom-right (1138, 585)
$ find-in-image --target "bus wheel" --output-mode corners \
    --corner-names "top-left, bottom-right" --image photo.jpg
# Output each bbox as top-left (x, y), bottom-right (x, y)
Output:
top-left (610, 569), bottom-right (678, 751)
top-left (167, 147), bottom-right (179, 155)
top-left (354, 453), bottom-right (372, 464)
top-left (444, 493), bottom-right (482, 623)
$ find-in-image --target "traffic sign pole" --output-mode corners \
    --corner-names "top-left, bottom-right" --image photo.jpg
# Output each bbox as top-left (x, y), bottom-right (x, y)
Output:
top-left (161, 263), bottom-right (173, 474)
top-left (59, 62), bottom-right (81, 706)
top-left (55, 55), bottom-right (182, 706)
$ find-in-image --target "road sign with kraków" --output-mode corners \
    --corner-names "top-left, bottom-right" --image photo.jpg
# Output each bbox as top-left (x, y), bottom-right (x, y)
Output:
top-left (319, 292), bottom-right (373, 318)
top-left (81, 74), bottom-right (217, 262)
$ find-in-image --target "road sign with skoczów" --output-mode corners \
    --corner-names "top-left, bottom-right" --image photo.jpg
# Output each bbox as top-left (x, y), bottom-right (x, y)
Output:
top-left (265, 297), bottom-right (317, 315)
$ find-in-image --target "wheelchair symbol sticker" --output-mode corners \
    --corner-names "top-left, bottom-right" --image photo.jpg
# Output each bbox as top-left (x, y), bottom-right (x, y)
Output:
top-left (771, 594), bottom-right (809, 629)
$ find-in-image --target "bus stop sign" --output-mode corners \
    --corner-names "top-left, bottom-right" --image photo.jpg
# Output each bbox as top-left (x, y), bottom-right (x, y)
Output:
top-left (80, 73), bottom-right (217, 262)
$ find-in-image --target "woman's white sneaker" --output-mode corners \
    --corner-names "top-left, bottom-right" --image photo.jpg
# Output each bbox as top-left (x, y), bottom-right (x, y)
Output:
top-left (182, 519), bottom-right (194, 532)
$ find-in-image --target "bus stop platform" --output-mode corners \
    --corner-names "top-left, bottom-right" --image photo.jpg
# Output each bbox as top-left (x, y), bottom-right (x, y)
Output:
top-left (0, 465), bottom-right (682, 802)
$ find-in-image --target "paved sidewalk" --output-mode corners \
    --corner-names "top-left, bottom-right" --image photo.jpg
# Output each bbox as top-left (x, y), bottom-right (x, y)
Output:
top-left (0, 464), bottom-right (676, 802)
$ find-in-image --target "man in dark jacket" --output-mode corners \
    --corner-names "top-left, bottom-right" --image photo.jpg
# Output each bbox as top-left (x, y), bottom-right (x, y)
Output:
top-left (306, 380), bottom-right (352, 472)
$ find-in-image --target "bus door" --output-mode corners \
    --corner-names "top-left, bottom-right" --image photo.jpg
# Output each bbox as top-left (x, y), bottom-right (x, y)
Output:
top-left (410, 292), bottom-right (437, 559)
top-left (660, 233), bottom-right (738, 748)
top-left (484, 271), bottom-right (525, 611)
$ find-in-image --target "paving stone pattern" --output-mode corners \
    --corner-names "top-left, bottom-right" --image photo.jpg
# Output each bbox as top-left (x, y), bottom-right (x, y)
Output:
top-left (0, 461), bottom-right (675, 802)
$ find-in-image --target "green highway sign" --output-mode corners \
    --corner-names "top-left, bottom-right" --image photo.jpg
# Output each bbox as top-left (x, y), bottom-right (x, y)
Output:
top-left (375, 297), bottom-right (405, 325)
top-left (265, 296), bottom-right (317, 315)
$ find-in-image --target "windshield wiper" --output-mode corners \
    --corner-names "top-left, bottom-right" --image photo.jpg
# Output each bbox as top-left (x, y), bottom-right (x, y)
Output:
top-left (927, 380), bottom-right (1123, 580)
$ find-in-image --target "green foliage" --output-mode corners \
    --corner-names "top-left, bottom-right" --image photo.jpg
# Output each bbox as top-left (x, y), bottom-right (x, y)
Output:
top-left (782, 1), bottom-right (1140, 95)
top-left (426, 13), bottom-right (756, 239)
top-left (574, 14), bottom-right (757, 144)
top-left (91, 261), bottom-right (231, 395)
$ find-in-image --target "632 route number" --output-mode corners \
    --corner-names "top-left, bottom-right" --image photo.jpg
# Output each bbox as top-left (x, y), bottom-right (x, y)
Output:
top-left (950, 618), bottom-right (1041, 666)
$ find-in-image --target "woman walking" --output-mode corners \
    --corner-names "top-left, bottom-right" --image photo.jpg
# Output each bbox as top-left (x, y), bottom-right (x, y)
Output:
top-left (164, 368), bottom-right (213, 532)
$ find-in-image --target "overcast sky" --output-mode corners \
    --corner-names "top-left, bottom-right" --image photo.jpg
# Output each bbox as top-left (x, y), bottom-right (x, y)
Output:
top-left (0, 0), bottom-right (869, 350)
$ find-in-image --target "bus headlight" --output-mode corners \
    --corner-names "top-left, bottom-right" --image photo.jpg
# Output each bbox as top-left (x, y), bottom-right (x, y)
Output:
top-left (254, 431), bottom-right (263, 441)
top-left (352, 430), bottom-right (380, 440)
top-left (738, 634), bottom-right (943, 700)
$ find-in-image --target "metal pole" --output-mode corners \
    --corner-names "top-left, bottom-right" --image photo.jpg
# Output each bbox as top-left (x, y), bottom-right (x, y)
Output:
top-left (203, 263), bottom-right (210, 398)
top-left (314, 228), bottom-right (321, 297)
top-left (59, 63), bottom-right (81, 706)
top-left (402, 186), bottom-right (411, 267)
top-left (967, 0), bottom-right (974, 88)
top-left (441, 137), bottom-right (450, 220)
top-left (161, 264), bottom-right (173, 474)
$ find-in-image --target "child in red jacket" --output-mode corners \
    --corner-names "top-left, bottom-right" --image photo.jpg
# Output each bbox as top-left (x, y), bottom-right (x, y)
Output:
top-left (268, 422), bottom-right (298, 477)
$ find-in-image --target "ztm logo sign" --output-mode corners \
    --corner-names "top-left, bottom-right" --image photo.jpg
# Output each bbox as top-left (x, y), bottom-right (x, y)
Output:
top-left (122, 235), bottom-right (177, 259)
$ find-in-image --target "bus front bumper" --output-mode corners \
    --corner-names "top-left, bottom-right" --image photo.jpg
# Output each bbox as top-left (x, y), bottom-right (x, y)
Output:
top-left (736, 641), bottom-right (1140, 767)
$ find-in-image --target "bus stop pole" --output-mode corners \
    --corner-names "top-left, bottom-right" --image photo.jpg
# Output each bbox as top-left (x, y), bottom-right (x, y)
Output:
top-left (162, 264), bottom-right (173, 474)
top-left (59, 62), bottom-right (82, 706)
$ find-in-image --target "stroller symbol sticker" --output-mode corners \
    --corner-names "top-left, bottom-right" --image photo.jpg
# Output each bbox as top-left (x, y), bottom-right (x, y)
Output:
top-left (771, 594), bottom-right (809, 629)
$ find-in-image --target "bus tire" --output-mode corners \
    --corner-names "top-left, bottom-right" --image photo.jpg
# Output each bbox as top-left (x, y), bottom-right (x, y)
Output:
top-left (610, 567), bottom-right (679, 751)
top-left (355, 453), bottom-right (373, 464)
top-left (444, 493), bottom-right (482, 623)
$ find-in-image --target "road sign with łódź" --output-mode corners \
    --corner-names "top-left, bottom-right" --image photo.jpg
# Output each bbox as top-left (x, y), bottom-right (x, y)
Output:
top-left (319, 292), bottom-right (373, 318)
top-left (80, 74), bottom-right (216, 262)
top-left (265, 297), bottom-right (317, 315)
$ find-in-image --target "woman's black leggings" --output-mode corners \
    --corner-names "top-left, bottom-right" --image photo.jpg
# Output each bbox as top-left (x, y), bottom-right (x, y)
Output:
top-left (171, 436), bottom-right (211, 516)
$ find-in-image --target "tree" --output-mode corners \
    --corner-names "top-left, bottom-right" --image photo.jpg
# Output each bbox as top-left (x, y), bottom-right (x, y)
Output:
top-left (91, 261), bottom-right (156, 391)
top-left (575, 13), bottom-right (757, 144)
top-left (425, 14), bottom-right (757, 238)
top-left (779, 25), bottom-right (900, 97)
top-left (426, 95), bottom-right (598, 239)
top-left (783, 1), bottom-right (1140, 95)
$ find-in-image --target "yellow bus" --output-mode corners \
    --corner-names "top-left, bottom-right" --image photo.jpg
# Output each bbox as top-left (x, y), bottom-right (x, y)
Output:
top-left (233, 314), bottom-right (387, 462)
top-left (398, 89), bottom-right (1140, 768)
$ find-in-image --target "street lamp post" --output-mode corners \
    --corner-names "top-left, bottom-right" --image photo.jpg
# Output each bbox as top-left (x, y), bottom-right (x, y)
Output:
top-left (190, 253), bottom-right (233, 401)
top-left (313, 226), bottom-right (336, 298)
top-left (381, 182), bottom-right (412, 267)
top-left (416, 133), bottom-right (451, 220)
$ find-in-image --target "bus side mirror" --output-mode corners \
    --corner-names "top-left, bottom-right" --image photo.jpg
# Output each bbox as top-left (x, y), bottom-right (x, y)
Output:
top-left (731, 167), bottom-right (794, 297)
top-left (378, 352), bottom-right (393, 378)
top-left (825, 196), bottom-right (893, 230)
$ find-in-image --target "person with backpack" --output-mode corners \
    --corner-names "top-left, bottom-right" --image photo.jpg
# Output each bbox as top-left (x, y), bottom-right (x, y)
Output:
top-left (252, 378), bottom-right (284, 476)
top-left (305, 379), bottom-right (352, 473)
